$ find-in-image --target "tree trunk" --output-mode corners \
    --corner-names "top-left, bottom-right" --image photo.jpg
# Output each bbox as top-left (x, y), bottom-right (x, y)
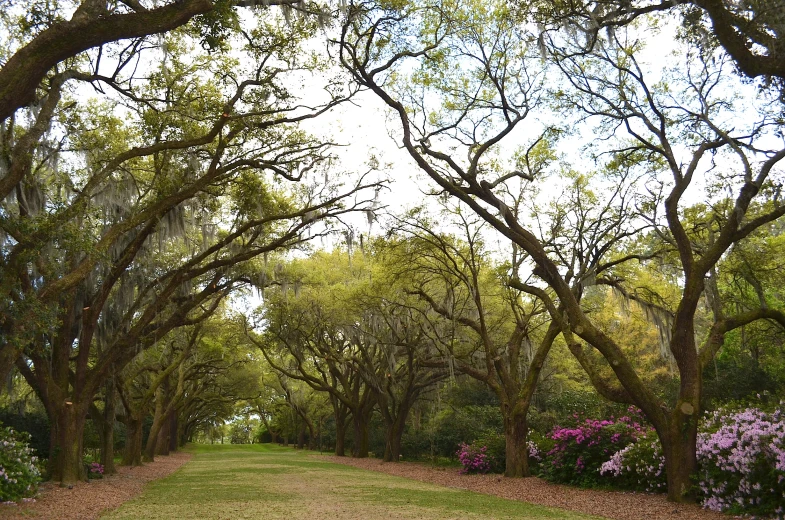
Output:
top-left (297, 425), bottom-right (305, 450)
top-left (660, 402), bottom-right (700, 502)
top-left (382, 402), bottom-right (411, 462)
top-left (351, 413), bottom-right (369, 458)
top-left (122, 417), bottom-right (144, 466)
top-left (144, 389), bottom-right (166, 462)
top-left (503, 411), bottom-right (530, 478)
top-left (335, 418), bottom-right (346, 456)
top-left (332, 398), bottom-right (349, 456)
top-left (169, 412), bottom-right (178, 452)
top-left (155, 410), bottom-right (172, 456)
top-left (0, 346), bottom-right (21, 396)
top-left (382, 419), bottom-right (405, 462)
top-left (308, 423), bottom-right (318, 451)
top-left (307, 420), bottom-right (316, 450)
top-left (100, 380), bottom-right (117, 474)
top-left (49, 401), bottom-right (88, 485)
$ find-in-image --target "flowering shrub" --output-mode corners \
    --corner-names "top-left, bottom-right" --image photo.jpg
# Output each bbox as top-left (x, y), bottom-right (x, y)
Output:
top-left (540, 410), bottom-right (645, 487)
top-left (472, 431), bottom-right (505, 473)
top-left (87, 462), bottom-right (105, 479)
top-left (695, 405), bottom-right (785, 516)
top-left (457, 442), bottom-right (492, 474)
top-left (599, 429), bottom-right (666, 492)
top-left (0, 424), bottom-right (42, 502)
top-left (527, 438), bottom-right (542, 462)
top-left (601, 404), bottom-right (785, 517)
top-left (457, 431), bottom-right (544, 475)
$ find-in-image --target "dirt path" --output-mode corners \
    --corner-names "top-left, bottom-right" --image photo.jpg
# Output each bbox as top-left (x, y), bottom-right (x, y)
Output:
top-left (321, 456), bottom-right (734, 520)
top-left (0, 452), bottom-right (191, 520)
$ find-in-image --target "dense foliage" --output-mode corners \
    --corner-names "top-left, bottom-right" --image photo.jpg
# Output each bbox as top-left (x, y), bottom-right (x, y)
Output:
top-left (1, 1), bottom-right (785, 514)
top-left (540, 412), bottom-right (646, 487)
top-left (0, 424), bottom-right (41, 502)
top-left (599, 403), bottom-right (785, 516)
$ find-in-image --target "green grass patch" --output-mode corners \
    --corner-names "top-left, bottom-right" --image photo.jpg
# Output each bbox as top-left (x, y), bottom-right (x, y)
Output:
top-left (102, 444), bottom-right (606, 520)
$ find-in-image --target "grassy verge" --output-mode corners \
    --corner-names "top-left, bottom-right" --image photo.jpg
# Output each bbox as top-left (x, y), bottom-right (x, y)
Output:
top-left (102, 444), bottom-right (606, 520)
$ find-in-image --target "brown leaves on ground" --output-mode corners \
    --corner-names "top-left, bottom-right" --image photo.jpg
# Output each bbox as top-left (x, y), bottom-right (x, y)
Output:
top-left (322, 456), bottom-right (735, 520)
top-left (0, 452), bottom-right (191, 520)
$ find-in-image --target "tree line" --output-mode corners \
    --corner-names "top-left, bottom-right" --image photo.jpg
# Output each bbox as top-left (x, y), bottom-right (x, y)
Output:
top-left (1, 0), bottom-right (784, 505)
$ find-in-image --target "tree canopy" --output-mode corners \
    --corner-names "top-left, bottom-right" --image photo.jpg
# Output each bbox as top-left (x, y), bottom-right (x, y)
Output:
top-left (1, 0), bottom-right (783, 510)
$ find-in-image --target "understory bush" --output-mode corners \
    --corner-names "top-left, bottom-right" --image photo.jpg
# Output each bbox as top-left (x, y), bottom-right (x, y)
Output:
top-left (472, 431), bottom-right (506, 473)
top-left (82, 454), bottom-right (105, 480)
top-left (430, 405), bottom-right (502, 458)
top-left (0, 409), bottom-right (49, 459)
top-left (695, 405), bottom-right (785, 516)
top-left (600, 403), bottom-right (785, 517)
top-left (458, 430), bottom-right (543, 475)
top-left (0, 424), bottom-right (41, 502)
top-left (599, 429), bottom-right (666, 492)
top-left (539, 410), bottom-right (645, 487)
top-left (87, 462), bottom-right (104, 479)
top-left (457, 442), bottom-right (492, 474)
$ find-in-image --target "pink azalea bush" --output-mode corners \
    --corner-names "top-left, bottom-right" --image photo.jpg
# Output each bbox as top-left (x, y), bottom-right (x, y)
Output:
top-left (457, 432), bottom-right (543, 474)
top-left (457, 442), bottom-right (492, 474)
top-left (540, 409), bottom-right (646, 486)
top-left (88, 462), bottom-right (105, 479)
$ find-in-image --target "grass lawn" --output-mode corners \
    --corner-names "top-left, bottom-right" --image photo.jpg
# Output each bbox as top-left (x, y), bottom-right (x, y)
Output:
top-left (102, 444), bottom-right (606, 520)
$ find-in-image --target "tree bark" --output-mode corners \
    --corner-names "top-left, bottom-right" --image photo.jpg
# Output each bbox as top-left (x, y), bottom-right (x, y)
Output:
top-left (382, 419), bottom-right (405, 462)
top-left (351, 413), bottom-right (370, 458)
top-left (660, 375), bottom-right (701, 502)
top-left (49, 401), bottom-right (88, 484)
top-left (382, 400), bottom-right (412, 462)
top-left (168, 412), bottom-right (179, 452)
top-left (121, 417), bottom-right (144, 467)
top-left (503, 411), bottom-right (530, 478)
top-left (0, 346), bottom-right (19, 396)
top-left (331, 397), bottom-right (349, 456)
top-left (335, 417), bottom-right (347, 456)
top-left (306, 420), bottom-right (316, 450)
top-left (155, 410), bottom-right (172, 456)
top-left (143, 387), bottom-right (165, 462)
top-left (100, 380), bottom-right (117, 474)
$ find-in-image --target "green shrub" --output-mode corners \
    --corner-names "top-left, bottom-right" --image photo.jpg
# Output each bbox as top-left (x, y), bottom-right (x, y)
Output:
top-left (542, 389), bottom-right (628, 425)
top-left (0, 424), bottom-right (42, 502)
top-left (429, 405), bottom-right (502, 458)
top-left (82, 454), bottom-right (105, 480)
top-left (527, 408), bottom-right (558, 435)
top-left (400, 428), bottom-right (431, 459)
top-left (472, 431), bottom-right (506, 473)
top-left (457, 430), bottom-right (544, 475)
top-left (0, 410), bottom-right (49, 459)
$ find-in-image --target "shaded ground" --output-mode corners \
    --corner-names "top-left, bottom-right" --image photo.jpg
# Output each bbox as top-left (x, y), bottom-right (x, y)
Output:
top-left (323, 456), bottom-right (733, 520)
top-left (0, 451), bottom-right (191, 520)
top-left (103, 444), bottom-right (599, 520)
